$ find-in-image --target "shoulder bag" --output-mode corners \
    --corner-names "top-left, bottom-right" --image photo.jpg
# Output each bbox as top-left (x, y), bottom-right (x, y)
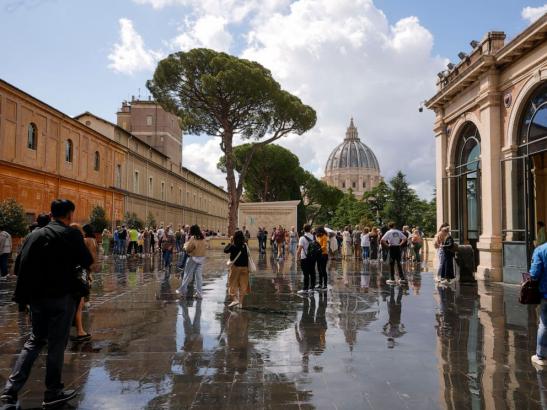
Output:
top-left (519, 272), bottom-right (542, 305)
top-left (246, 245), bottom-right (257, 273)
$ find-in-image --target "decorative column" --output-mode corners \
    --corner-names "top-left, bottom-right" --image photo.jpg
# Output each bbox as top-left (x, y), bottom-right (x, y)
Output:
top-left (433, 112), bottom-right (447, 229)
top-left (476, 69), bottom-right (503, 281)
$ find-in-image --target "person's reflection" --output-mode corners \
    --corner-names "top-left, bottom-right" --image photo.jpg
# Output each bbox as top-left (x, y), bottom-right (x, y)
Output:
top-left (114, 257), bottom-right (127, 287)
top-left (361, 272), bottom-right (371, 293)
top-left (383, 286), bottom-right (406, 348)
top-left (181, 299), bottom-right (203, 353)
top-left (225, 309), bottom-right (250, 374)
top-left (157, 275), bottom-right (175, 302)
top-left (295, 294), bottom-right (327, 372)
top-left (435, 285), bottom-right (455, 338)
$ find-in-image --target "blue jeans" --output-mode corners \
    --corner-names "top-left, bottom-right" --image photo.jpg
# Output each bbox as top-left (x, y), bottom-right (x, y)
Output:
top-left (177, 258), bottom-right (203, 296)
top-left (361, 246), bottom-right (370, 261)
top-left (163, 250), bottom-right (173, 268)
top-left (537, 299), bottom-right (547, 357)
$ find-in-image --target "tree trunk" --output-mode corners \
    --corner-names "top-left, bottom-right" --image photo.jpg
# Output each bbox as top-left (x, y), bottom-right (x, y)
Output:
top-left (223, 133), bottom-right (239, 236)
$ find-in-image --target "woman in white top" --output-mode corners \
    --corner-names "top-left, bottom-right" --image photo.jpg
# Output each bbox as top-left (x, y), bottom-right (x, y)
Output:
top-left (360, 227), bottom-right (371, 262)
top-left (342, 227), bottom-right (352, 259)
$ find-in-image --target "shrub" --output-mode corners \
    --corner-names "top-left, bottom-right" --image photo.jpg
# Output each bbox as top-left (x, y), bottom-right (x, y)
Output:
top-left (0, 198), bottom-right (28, 236)
top-left (89, 205), bottom-right (110, 233)
top-left (124, 212), bottom-right (144, 230)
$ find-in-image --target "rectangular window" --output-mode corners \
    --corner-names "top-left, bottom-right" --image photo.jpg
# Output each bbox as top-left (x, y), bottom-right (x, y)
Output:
top-left (149, 177), bottom-right (153, 195)
top-left (146, 115), bottom-right (153, 126)
top-left (161, 182), bottom-right (165, 201)
top-left (134, 171), bottom-right (139, 193)
top-left (115, 165), bottom-right (122, 188)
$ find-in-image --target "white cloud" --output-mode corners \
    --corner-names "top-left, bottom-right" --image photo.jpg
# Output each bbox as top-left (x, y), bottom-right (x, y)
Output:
top-left (183, 137), bottom-right (226, 188)
top-left (108, 18), bottom-right (162, 75)
top-left (242, 0), bottom-right (443, 199)
top-left (172, 15), bottom-right (233, 52)
top-left (521, 4), bottom-right (547, 23)
top-left (131, 0), bottom-right (445, 199)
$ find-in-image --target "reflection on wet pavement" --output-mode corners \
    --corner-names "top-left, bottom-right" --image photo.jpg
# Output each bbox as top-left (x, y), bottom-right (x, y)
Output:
top-left (0, 251), bottom-right (546, 409)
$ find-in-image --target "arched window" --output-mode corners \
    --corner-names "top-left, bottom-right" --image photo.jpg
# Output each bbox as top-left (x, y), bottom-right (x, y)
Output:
top-left (519, 81), bottom-right (547, 155)
top-left (65, 139), bottom-right (73, 163)
top-left (94, 151), bottom-right (100, 171)
top-left (342, 181), bottom-right (346, 188)
top-left (452, 122), bottom-right (481, 244)
top-left (27, 123), bottom-right (37, 150)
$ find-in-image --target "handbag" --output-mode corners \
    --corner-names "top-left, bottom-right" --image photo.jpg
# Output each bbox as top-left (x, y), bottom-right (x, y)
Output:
top-left (246, 245), bottom-right (257, 273)
top-left (73, 265), bottom-right (91, 298)
top-left (519, 272), bottom-right (541, 305)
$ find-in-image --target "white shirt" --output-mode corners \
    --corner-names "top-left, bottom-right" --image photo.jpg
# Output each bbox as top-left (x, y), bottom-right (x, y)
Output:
top-left (0, 231), bottom-right (11, 254)
top-left (157, 228), bottom-right (165, 240)
top-left (381, 229), bottom-right (406, 246)
top-left (298, 233), bottom-right (314, 260)
top-left (360, 233), bottom-right (370, 247)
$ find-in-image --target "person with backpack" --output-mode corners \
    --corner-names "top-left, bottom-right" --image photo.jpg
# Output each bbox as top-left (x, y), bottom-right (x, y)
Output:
top-left (381, 222), bottom-right (408, 285)
top-left (224, 230), bottom-right (251, 308)
top-left (315, 226), bottom-right (329, 291)
top-left (118, 225), bottom-right (128, 259)
top-left (297, 224), bottom-right (320, 295)
top-left (1, 199), bottom-right (93, 409)
top-left (411, 228), bottom-right (423, 263)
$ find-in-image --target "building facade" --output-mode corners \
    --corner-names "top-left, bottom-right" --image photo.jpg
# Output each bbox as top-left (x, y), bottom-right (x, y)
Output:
top-left (0, 79), bottom-right (228, 232)
top-left (323, 119), bottom-right (382, 198)
top-left (426, 15), bottom-right (547, 283)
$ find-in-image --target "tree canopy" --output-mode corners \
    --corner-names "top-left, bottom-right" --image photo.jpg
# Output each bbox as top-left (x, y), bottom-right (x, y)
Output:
top-left (147, 48), bottom-right (316, 234)
top-left (218, 143), bottom-right (304, 202)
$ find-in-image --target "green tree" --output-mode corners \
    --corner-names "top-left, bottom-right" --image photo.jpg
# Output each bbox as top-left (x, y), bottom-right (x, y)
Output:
top-left (218, 143), bottom-right (304, 202)
top-left (0, 198), bottom-right (28, 236)
top-left (145, 212), bottom-right (157, 229)
top-left (384, 171), bottom-right (418, 228)
top-left (301, 172), bottom-right (344, 225)
top-left (362, 181), bottom-right (393, 226)
top-left (147, 48), bottom-right (316, 234)
top-left (330, 190), bottom-right (367, 228)
top-left (124, 212), bottom-right (144, 230)
top-left (89, 205), bottom-right (110, 234)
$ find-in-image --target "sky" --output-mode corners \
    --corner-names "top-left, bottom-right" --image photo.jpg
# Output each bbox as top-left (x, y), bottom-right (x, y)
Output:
top-left (1, 0), bottom-right (546, 199)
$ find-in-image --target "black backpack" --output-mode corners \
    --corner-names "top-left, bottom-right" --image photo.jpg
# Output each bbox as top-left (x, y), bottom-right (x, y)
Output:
top-left (305, 236), bottom-right (322, 261)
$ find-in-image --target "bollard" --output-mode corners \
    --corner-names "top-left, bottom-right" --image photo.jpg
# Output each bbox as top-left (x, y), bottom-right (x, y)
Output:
top-left (455, 245), bottom-right (476, 283)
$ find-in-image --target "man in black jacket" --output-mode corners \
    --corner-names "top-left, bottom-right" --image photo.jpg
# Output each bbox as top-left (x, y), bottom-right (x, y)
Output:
top-left (1, 199), bottom-right (93, 410)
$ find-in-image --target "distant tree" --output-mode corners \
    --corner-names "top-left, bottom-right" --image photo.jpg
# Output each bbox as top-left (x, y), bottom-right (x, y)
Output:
top-left (362, 181), bottom-right (393, 226)
top-left (124, 212), bottom-right (144, 230)
top-left (145, 212), bottom-right (157, 229)
top-left (384, 172), bottom-right (418, 228)
top-left (218, 143), bottom-right (304, 202)
top-left (301, 172), bottom-right (344, 225)
top-left (89, 205), bottom-right (110, 234)
top-left (147, 48), bottom-right (316, 234)
top-left (330, 190), bottom-right (367, 228)
top-left (0, 198), bottom-right (28, 236)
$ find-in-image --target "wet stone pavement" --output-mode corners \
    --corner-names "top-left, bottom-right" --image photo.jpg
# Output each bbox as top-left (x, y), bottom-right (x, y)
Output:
top-left (0, 250), bottom-right (546, 409)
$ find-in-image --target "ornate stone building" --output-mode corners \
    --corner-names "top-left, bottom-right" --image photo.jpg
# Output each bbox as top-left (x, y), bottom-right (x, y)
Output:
top-left (426, 15), bottom-right (547, 283)
top-left (323, 119), bottom-right (382, 198)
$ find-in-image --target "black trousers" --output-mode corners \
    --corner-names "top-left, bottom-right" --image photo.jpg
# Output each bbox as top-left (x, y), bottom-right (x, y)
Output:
top-left (4, 294), bottom-right (77, 397)
top-left (301, 258), bottom-right (316, 290)
top-left (389, 246), bottom-right (405, 280)
top-left (317, 254), bottom-right (328, 287)
top-left (127, 241), bottom-right (138, 254)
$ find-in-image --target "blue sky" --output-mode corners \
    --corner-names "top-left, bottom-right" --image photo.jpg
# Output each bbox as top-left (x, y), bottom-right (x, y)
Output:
top-left (1, 0), bottom-right (545, 197)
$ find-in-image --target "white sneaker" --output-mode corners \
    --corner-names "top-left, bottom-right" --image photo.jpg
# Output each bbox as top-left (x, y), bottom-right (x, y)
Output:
top-left (386, 279), bottom-right (396, 285)
top-left (297, 289), bottom-right (308, 295)
top-left (228, 300), bottom-right (239, 308)
top-left (532, 355), bottom-right (547, 367)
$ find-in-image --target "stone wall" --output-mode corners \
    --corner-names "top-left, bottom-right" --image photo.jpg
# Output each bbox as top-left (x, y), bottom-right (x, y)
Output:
top-left (238, 200), bottom-right (300, 237)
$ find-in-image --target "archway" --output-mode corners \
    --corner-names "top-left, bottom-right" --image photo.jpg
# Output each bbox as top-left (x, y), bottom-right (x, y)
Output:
top-left (502, 80), bottom-right (547, 282)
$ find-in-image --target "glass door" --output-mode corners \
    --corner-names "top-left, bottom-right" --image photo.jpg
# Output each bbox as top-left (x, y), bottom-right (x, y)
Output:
top-left (501, 156), bottom-right (529, 284)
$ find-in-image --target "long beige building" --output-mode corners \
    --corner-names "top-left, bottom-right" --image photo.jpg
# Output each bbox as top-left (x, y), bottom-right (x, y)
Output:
top-left (426, 15), bottom-right (547, 283)
top-left (0, 78), bottom-right (227, 233)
